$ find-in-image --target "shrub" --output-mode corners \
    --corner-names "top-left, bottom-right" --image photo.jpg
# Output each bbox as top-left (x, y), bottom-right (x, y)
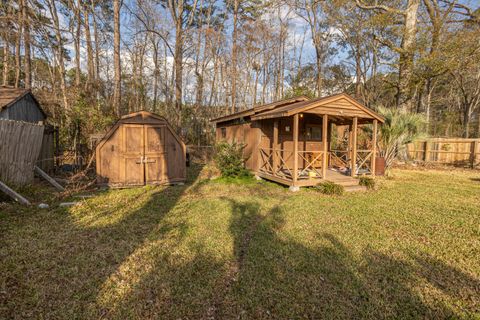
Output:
top-left (314, 181), bottom-right (344, 195)
top-left (374, 106), bottom-right (426, 170)
top-left (213, 141), bottom-right (251, 178)
top-left (359, 176), bottom-right (376, 190)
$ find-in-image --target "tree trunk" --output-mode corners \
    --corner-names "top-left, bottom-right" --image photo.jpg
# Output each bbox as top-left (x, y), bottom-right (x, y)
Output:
top-left (14, 5), bottom-right (22, 88)
top-left (22, 0), bottom-right (31, 89)
top-left (83, 3), bottom-right (95, 88)
top-left (91, 0), bottom-right (100, 83)
top-left (74, 0), bottom-right (82, 87)
top-left (477, 111), bottom-right (480, 138)
top-left (113, 0), bottom-right (122, 116)
top-left (2, 39), bottom-right (9, 86)
top-left (151, 39), bottom-right (159, 112)
top-left (48, 0), bottom-right (69, 110)
top-left (355, 45), bottom-right (362, 97)
top-left (463, 108), bottom-right (470, 138)
top-left (396, 0), bottom-right (420, 111)
top-left (230, 0), bottom-right (239, 114)
top-left (174, 18), bottom-right (183, 117)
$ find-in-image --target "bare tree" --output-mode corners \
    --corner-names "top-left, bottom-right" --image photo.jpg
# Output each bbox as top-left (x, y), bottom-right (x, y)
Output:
top-left (113, 0), bottom-right (122, 116)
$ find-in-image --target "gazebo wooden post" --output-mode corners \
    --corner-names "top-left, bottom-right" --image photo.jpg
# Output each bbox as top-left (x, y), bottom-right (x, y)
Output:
top-left (273, 119), bottom-right (279, 174)
top-left (322, 114), bottom-right (328, 179)
top-left (351, 117), bottom-right (358, 177)
top-left (348, 123), bottom-right (353, 170)
top-left (372, 119), bottom-right (378, 176)
top-left (291, 114), bottom-right (299, 191)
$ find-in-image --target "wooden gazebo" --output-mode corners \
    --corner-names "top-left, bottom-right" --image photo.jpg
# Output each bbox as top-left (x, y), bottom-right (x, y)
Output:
top-left (212, 93), bottom-right (384, 191)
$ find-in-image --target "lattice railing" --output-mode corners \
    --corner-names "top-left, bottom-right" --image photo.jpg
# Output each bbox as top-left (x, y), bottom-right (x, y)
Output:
top-left (330, 149), bottom-right (350, 168)
top-left (258, 148), bottom-right (325, 180)
top-left (298, 150), bottom-right (324, 178)
top-left (258, 148), bottom-right (294, 179)
top-left (356, 150), bottom-right (374, 174)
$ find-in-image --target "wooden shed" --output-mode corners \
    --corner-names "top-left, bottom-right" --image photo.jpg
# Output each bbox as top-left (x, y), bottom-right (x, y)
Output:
top-left (0, 87), bottom-right (46, 123)
top-left (212, 93), bottom-right (385, 190)
top-left (0, 86), bottom-right (55, 173)
top-left (96, 111), bottom-right (186, 187)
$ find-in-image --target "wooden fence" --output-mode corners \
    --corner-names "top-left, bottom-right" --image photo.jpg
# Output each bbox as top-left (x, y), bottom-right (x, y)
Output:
top-left (406, 138), bottom-right (480, 168)
top-left (0, 119), bottom-right (45, 185)
top-left (36, 125), bottom-right (57, 173)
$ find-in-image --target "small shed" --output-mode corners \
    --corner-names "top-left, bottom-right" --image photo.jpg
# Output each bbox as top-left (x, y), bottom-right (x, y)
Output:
top-left (0, 86), bottom-right (55, 173)
top-left (0, 87), bottom-right (46, 123)
top-left (96, 111), bottom-right (186, 187)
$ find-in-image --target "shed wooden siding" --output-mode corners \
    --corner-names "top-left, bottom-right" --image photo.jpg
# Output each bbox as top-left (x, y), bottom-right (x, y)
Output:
top-left (216, 122), bottom-right (261, 171)
top-left (215, 115), bottom-right (329, 172)
top-left (258, 115), bottom-right (328, 169)
top-left (96, 111), bottom-right (186, 187)
top-left (0, 93), bottom-right (45, 123)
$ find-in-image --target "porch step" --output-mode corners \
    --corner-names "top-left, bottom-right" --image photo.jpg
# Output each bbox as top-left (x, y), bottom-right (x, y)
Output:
top-left (329, 179), bottom-right (359, 187)
top-left (344, 185), bottom-right (367, 192)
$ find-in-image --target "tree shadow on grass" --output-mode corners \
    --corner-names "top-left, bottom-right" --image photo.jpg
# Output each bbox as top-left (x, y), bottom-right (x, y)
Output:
top-left (0, 164), bottom-right (204, 319)
top-left (217, 198), bottom-right (479, 319)
top-left (2, 173), bottom-right (479, 319)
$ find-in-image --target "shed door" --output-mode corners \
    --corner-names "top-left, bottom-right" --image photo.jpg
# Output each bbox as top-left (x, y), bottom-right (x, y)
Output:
top-left (123, 124), bottom-right (145, 186)
top-left (144, 125), bottom-right (167, 184)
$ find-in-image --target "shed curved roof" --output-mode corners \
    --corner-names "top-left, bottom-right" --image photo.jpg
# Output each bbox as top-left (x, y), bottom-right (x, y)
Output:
top-left (96, 111), bottom-right (185, 153)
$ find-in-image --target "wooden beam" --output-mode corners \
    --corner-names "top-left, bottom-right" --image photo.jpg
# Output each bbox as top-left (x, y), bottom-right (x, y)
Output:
top-left (273, 119), bottom-right (279, 172)
top-left (348, 124), bottom-right (353, 161)
top-left (471, 140), bottom-right (479, 169)
top-left (371, 120), bottom-right (378, 176)
top-left (424, 141), bottom-right (430, 161)
top-left (34, 166), bottom-right (65, 191)
top-left (351, 117), bottom-right (358, 177)
top-left (322, 114), bottom-right (328, 179)
top-left (293, 114), bottom-right (299, 186)
top-left (0, 180), bottom-right (31, 206)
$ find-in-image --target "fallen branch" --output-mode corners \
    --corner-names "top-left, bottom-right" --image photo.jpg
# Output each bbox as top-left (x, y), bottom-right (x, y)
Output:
top-left (70, 153), bottom-right (96, 181)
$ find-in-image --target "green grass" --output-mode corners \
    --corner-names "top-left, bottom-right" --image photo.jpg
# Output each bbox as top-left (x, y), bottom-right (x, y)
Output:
top-left (1, 165), bottom-right (479, 319)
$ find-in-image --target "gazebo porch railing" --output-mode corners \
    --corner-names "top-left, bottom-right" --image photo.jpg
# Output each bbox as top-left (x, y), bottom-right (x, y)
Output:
top-left (258, 114), bottom-right (378, 187)
top-left (259, 147), bottom-right (375, 183)
top-left (330, 149), bottom-right (375, 175)
top-left (258, 148), bottom-right (325, 181)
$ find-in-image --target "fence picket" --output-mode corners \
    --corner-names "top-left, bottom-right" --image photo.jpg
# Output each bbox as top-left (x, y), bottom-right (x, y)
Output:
top-left (407, 138), bottom-right (480, 168)
top-left (0, 120), bottom-right (45, 185)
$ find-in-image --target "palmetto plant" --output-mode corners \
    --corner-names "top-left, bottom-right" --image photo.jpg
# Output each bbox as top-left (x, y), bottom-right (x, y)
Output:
top-left (376, 106), bottom-right (426, 169)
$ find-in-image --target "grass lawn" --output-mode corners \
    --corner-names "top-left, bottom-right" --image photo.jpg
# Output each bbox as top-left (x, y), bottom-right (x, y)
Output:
top-left (1, 165), bottom-right (479, 319)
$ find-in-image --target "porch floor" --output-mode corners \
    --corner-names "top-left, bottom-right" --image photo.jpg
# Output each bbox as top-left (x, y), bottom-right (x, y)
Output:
top-left (257, 168), bottom-right (362, 188)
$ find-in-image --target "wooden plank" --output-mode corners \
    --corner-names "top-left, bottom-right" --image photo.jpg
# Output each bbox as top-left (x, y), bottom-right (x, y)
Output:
top-left (34, 166), bottom-right (65, 191)
top-left (306, 106), bottom-right (373, 119)
top-left (0, 180), bottom-right (31, 205)
top-left (273, 119), bottom-right (279, 172)
top-left (471, 140), bottom-right (479, 168)
top-left (293, 114), bottom-right (299, 186)
top-left (424, 141), bottom-right (430, 161)
top-left (0, 120), bottom-right (44, 185)
top-left (257, 172), bottom-right (293, 186)
top-left (322, 114), bottom-right (328, 179)
top-left (351, 117), bottom-right (358, 177)
top-left (372, 119), bottom-right (377, 176)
